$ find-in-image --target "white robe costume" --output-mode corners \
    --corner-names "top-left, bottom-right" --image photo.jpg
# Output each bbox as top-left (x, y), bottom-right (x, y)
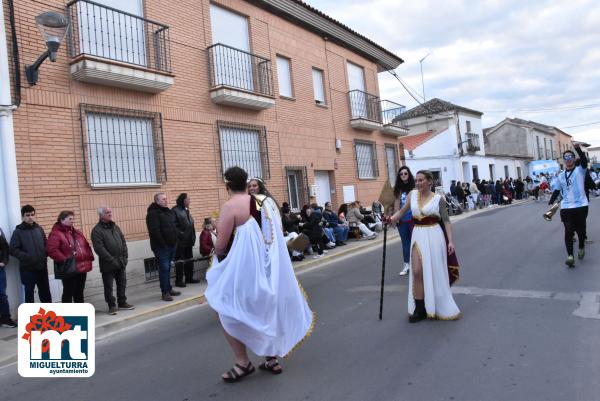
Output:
top-left (205, 195), bottom-right (315, 357)
top-left (408, 191), bottom-right (461, 320)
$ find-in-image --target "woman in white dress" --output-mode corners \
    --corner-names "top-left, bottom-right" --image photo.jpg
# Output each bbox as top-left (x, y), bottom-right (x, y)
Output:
top-left (389, 170), bottom-right (461, 323)
top-left (205, 168), bottom-right (314, 383)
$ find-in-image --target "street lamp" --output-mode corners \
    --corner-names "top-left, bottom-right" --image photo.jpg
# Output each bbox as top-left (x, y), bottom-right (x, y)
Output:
top-left (419, 51), bottom-right (431, 102)
top-left (25, 11), bottom-right (70, 86)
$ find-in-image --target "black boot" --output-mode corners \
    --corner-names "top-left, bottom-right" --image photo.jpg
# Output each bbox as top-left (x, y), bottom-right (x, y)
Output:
top-left (409, 299), bottom-right (427, 323)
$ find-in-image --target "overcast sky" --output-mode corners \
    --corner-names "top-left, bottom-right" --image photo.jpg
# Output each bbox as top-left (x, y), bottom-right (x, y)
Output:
top-left (306, 0), bottom-right (600, 146)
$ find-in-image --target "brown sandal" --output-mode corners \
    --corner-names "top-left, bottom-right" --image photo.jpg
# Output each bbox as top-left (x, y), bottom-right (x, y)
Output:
top-left (222, 361), bottom-right (255, 383)
top-left (259, 357), bottom-right (283, 375)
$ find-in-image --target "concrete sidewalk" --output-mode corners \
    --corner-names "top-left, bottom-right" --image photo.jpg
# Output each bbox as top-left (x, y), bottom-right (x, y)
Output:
top-left (0, 198), bottom-right (530, 368)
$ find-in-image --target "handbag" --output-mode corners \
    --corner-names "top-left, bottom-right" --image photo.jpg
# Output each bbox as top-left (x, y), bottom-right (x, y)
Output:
top-left (54, 256), bottom-right (77, 279)
top-left (53, 231), bottom-right (79, 279)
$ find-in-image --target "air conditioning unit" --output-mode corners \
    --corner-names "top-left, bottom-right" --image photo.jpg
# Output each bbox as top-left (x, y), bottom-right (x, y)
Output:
top-left (309, 185), bottom-right (318, 197)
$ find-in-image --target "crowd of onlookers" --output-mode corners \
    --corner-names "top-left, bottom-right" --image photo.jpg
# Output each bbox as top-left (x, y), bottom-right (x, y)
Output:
top-left (281, 198), bottom-right (383, 261)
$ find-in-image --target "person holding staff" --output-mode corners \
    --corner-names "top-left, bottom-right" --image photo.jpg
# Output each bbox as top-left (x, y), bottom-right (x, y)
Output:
top-left (388, 170), bottom-right (461, 323)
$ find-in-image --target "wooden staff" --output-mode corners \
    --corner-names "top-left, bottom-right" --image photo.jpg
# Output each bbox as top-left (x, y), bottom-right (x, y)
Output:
top-left (377, 180), bottom-right (395, 320)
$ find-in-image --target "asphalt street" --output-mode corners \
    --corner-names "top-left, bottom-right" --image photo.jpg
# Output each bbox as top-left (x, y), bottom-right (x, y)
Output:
top-left (1, 198), bottom-right (599, 401)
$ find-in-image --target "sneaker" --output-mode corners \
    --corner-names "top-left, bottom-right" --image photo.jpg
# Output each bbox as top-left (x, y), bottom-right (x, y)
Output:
top-left (399, 263), bottom-right (410, 276)
top-left (185, 278), bottom-right (201, 284)
top-left (367, 233), bottom-right (377, 240)
top-left (0, 318), bottom-right (17, 328)
top-left (169, 289), bottom-right (181, 296)
top-left (336, 241), bottom-right (347, 246)
top-left (175, 282), bottom-right (187, 288)
top-left (322, 250), bottom-right (328, 254)
top-left (291, 255), bottom-right (304, 262)
top-left (565, 255), bottom-right (575, 268)
top-left (162, 293), bottom-right (173, 302)
top-left (312, 254), bottom-right (323, 259)
top-left (118, 303), bottom-right (135, 310)
top-left (578, 248), bottom-right (585, 260)
top-left (108, 306), bottom-right (118, 315)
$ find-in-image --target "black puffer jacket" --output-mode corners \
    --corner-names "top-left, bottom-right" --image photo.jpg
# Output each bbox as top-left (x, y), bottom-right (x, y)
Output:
top-left (172, 205), bottom-right (196, 248)
top-left (146, 203), bottom-right (178, 251)
top-left (9, 222), bottom-right (47, 272)
top-left (0, 228), bottom-right (9, 266)
top-left (91, 220), bottom-right (128, 273)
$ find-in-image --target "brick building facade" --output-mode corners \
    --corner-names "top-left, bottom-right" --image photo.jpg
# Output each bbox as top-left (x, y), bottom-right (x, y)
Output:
top-left (2, 0), bottom-right (406, 300)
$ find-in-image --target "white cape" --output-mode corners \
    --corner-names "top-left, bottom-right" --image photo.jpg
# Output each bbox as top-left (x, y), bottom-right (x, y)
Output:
top-left (205, 197), bottom-right (314, 357)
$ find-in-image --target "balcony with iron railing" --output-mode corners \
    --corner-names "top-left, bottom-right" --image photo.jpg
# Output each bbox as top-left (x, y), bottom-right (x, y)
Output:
top-left (380, 100), bottom-right (408, 136)
top-left (466, 132), bottom-right (481, 152)
top-left (348, 90), bottom-right (383, 131)
top-left (67, 0), bottom-right (174, 93)
top-left (207, 43), bottom-right (275, 110)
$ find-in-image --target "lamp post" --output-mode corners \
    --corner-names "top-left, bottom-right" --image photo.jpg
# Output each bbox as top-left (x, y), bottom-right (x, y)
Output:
top-left (25, 11), bottom-right (69, 86)
top-left (419, 51), bottom-right (431, 102)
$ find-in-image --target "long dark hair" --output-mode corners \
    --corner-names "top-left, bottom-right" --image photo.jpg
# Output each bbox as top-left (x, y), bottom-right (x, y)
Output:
top-left (248, 177), bottom-right (280, 210)
top-left (393, 166), bottom-right (415, 198)
top-left (338, 203), bottom-right (348, 216)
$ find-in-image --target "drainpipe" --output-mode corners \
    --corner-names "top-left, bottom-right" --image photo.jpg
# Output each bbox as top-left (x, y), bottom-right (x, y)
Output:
top-left (0, 0), bottom-right (23, 315)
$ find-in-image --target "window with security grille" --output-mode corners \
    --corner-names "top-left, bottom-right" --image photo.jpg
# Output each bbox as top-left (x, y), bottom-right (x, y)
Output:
top-left (355, 141), bottom-right (378, 179)
top-left (218, 122), bottom-right (269, 179)
top-left (385, 144), bottom-right (398, 185)
top-left (81, 104), bottom-right (166, 186)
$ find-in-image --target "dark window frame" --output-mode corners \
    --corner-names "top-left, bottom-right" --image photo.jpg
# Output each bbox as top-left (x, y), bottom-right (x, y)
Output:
top-left (79, 103), bottom-right (167, 187)
top-left (354, 139), bottom-right (379, 180)
top-left (216, 120), bottom-right (270, 180)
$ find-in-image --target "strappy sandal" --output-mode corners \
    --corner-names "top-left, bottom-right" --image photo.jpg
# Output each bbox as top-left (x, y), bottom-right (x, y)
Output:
top-left (222, 361), bottom-right (255, 383)
top-left (259, 357), bottom-right (283, 375)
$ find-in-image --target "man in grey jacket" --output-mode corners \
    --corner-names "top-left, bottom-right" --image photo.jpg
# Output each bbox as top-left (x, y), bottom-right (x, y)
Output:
top-left (91, 207), bottom-right (134, 315)
top-left (9, 205), bottom-right (51, 303)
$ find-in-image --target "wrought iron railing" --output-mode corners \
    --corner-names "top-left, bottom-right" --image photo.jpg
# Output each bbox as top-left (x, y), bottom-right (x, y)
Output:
top-left (207, 43), bottom-right (274, 97)
top-left (67, 0), bottom-right (172, 73)
top-left (348, 90), bottom-right (382, 122)
top-left (466, 132), bottom-right (481, 152)
top-left (381, 100), bottom-right (407, 128)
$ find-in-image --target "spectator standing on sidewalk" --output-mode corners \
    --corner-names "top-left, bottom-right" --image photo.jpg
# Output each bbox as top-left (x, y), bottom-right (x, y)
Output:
top-left (0, 228), bottom-right (16, 328)
top-left (173, 193), bottom-right (199, 287)
top-left (393, 166), bottom-right (415, 276)
top-left (9, 205), bottom-right (52, 303)
top-left (91, 206), bottom-right (135, 315)
top-left (146, 193), bottom-right (181, 301)
top-left (47, 211), bottom-right (94, 303)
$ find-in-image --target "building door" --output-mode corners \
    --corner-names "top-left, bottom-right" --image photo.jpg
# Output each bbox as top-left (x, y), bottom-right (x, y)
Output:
top-left (314, 171), bottom-right (331, 206)
top-left (385, 145), bottom-right (398, 185)
top-left (78, 0), bottom-right (146, 66)
top-left (472, 165), bottom-right (479, 180)
top-left (210, 4), bottom-right (253, 91)
top-left (462, 161), bottom-right (470, 183)
top-left (489, 164), bottom-right (495, 180)
top-left (347, 62), bottom-right (368, 119)
top-left (517, 166), bottom-right (522, 179)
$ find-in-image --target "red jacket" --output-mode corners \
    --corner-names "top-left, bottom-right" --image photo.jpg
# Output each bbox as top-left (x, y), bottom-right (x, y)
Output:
top-left (47, 223), bottom-right (94, 273)
top-left (199, 228), bottom-right (214, 257)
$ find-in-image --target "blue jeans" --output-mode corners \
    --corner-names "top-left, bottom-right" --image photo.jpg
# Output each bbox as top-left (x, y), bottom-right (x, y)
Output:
top-left (398, 221), bottom-right (414, 264)
top-left (332, 226), bottom-right (349, 241)
top-left (154, 246), bottom-right (176, 294)
top-left (323, 228), bottom-right (335, 243)
top-left (0, 267), bottom-right (9, 318)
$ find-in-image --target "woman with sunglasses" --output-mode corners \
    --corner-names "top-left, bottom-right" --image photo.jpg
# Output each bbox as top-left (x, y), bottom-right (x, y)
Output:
top-left (393, 166), bottom-right (415, 276)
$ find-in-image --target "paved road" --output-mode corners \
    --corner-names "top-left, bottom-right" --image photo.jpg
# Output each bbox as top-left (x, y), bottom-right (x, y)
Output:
top-left (1, 199), bottom-right (599, 401)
